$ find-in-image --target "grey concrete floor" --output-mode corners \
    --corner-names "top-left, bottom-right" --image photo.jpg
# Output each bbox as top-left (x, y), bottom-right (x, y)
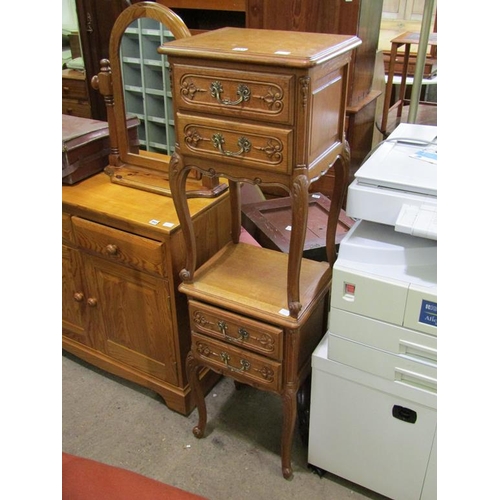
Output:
top-left (62, 351), bottom-right (388, 500)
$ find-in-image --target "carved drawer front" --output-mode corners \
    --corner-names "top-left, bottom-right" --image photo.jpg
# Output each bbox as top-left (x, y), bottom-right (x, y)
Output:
top-left (174, 64), bottom-right (294, 124)
top-left (72, 217), bottom-right (166, 277)
top-left (189, 300), bottom-right (283, 361)
top-left (177, 113), bottom-right (292, 173)
top-left (191, 331), bottom-right (282, 392)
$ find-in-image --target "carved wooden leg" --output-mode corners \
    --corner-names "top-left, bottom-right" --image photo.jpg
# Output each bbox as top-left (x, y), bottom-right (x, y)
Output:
top-left (280, 387), bottom-right (298, 480)
top-left (186, 351), bottom-right (207, 439)
top-left (288, 174), bottom-right (309, 318)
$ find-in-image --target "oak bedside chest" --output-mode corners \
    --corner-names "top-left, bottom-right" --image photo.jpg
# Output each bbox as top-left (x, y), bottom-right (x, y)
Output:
top-left (160, 27), bottom-right (360, 479)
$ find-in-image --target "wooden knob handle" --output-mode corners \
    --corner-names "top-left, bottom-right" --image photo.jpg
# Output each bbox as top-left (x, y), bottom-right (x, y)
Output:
top-left (87, 297), bottom-right (98, 307)
top-left (105, 244), bottom-right (118, 255)
top-left (73, 292), bottom-right (84, 302)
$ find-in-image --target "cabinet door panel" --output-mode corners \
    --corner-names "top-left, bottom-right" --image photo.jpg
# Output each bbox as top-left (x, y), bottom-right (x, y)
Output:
top-left (86, 255), bottom-right (179, 385)
top-left (62, 244), bottom-right (91, 346)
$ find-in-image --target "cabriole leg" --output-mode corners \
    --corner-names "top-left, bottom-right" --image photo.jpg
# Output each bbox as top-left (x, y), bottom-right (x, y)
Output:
top-left (186, 351), bottom-right (207, 438)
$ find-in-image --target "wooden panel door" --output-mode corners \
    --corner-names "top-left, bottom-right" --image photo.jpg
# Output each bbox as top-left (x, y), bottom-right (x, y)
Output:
top-left (62, 244), bottom-right (91, 346)
top-left (82, 253), bottom-right (179, 386)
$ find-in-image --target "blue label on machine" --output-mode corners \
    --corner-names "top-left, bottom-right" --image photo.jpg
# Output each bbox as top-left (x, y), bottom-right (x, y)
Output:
top-left (419, 300), bottom-right (437, 327)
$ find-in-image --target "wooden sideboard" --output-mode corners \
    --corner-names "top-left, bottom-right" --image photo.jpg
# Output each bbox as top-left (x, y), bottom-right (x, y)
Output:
top-left (62, 173), bottom-right (231, 415)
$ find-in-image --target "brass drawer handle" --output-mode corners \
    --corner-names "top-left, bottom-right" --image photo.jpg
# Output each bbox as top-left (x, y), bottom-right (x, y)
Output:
top-left (217, 320), bottom-right (249, 342)
top-left (210, 81), bottom-right (251, 106)
top-left (212, 133), bottom-right (251, 157)
top-left (220, 351), bottom-right (251, 373)
top-left (237, 327), bottom-right (249, 341)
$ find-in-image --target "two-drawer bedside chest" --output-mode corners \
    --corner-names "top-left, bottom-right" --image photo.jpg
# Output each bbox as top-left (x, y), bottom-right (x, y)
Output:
top-left (160, 28), bottom-right (361, 478)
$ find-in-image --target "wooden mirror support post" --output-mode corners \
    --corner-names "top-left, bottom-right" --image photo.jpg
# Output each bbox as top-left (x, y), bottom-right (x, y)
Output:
top-left (90, 1), bottom-right (227, 198)
top-left (162, 28), bottom-right (361, 479)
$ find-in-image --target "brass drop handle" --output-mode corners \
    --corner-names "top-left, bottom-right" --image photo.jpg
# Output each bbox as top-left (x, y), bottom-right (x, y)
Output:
top-left (217, 321), bottom-right (249, 342)
top-left (87, 297), bottom-right (98, 307)
top-left (210, 81), bottom-right (251, 106)
top-left (237, 328), bottom-right (249, 341)
top-left (212, 133), bottom-right (251, 157)
top-left (105, 244), bottom-right (118, 255)
top-left (73, 292), bottom-right (84, 302)
top-left (220, 352), bottom-right (251, 373)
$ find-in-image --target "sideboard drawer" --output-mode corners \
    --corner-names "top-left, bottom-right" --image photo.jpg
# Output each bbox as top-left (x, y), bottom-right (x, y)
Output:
top-left (177, 113), bottom-right (292, 173)
top-left (191, 332), bottom-right (282, 391)
top-left (72, 216), bottom-right (166, 276)
top-left (175, 64), bottom-right (294, 125)
top-left (189, 300), bottom-right (283, 361)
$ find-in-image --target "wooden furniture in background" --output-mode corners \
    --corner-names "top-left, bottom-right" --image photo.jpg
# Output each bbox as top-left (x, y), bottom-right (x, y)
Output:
top-left (75, 0), bottom-right (134, 121)
top-left (379, 30), bottom-right (437, 136)
top-left (62, 173), bottom-right (231, 415)
top-left (158, 0), bottom-right (247, 34)
top-left (62, 114), bottom-right (140, 185)
top-left (246, 0), bottom-right (384, 187)
top-left (241, 194), bottom-right (354, 262)
top-left (62, 69), bottom-right (92, 118)
top-left (161, 27), bottom-right (360, 479)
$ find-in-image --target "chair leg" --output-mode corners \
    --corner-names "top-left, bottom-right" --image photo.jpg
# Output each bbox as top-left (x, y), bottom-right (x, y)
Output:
top-left (186, 351), bottom-right (207, 438)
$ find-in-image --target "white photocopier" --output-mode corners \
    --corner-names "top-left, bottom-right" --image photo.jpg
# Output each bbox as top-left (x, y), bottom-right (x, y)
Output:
top-left (308, 124), bottom-right (437, 500)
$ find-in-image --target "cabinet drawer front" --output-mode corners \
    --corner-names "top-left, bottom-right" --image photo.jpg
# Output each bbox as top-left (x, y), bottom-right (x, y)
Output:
top-left (189, 300), bottom-right (283, 361)
top-left (191, 332), bottom-right (282, 392)
top-left (62, 78), bottom-right (88, 100)
top-left (177, 113), bottom-right (292, 174)
top-left (62, 99), bottom-right (92, 118)
top-left (174, 64), bottom-right (294, 124)
top-left (72, 217), bottom-right (166, 276)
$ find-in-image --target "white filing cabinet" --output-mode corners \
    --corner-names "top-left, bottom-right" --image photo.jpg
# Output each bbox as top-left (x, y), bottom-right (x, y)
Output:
top-left (308, 220), bottom-right (437, 500)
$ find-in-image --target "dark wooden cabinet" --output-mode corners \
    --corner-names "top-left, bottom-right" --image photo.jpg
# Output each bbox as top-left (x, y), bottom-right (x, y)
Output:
top-left (246, 0), bottom-right (384, 186)
top-left (75, 0), bottom-right (136, 120)
top-left (247, 0), bottom-right (379, 102)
